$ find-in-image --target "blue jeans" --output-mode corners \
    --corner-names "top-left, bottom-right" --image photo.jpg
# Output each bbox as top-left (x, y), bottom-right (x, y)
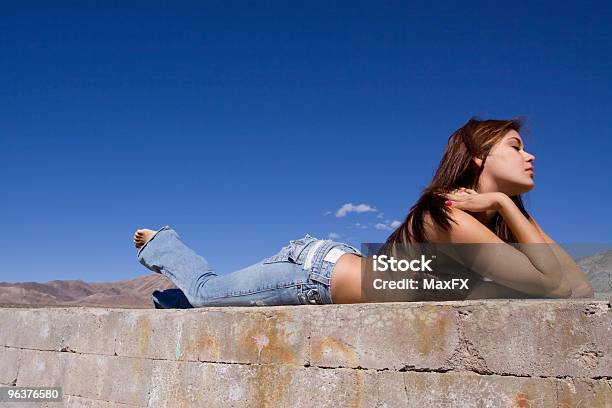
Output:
top-left (137, 226), bottom-right (363, 307)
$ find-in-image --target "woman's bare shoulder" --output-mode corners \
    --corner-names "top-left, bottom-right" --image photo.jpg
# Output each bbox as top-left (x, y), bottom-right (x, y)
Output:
top-left (421, 210), bottom-right (453, 243)
top-left (422, 208), bottom-right (501, 244)
top-left (420, 211), bottom-right (441, 242)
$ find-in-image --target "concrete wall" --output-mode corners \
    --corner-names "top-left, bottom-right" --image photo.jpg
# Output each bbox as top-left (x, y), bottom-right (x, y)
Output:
top-left (0, 299), bottom-right (610, 407)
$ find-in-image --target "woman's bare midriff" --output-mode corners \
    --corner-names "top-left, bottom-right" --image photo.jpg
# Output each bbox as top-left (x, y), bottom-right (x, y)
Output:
top-left (330, 253), bottom-right (363, 303)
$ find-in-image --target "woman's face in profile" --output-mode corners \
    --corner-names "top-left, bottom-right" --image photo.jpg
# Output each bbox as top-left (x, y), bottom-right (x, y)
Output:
top-left (480, 130), bottom-right (536, 196)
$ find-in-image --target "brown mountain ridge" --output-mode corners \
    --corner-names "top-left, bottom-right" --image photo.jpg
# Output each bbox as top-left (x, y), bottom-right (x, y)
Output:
top-left (0, 274), bottom-right (176, 308)
top-left (1, 250), bottom-right (610, 308)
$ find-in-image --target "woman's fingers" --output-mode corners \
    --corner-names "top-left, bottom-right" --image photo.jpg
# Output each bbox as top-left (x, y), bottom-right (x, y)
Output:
top-left (446, 188), bottom-right (478, 199)
top-left (445, 193), bottom-right (470, 201)
top-left (449, 187), bottom-right (472, 195)
top-left (455, 187), bottom-right (477, 194)
top-left (437, 189), bottom-right (477, 205)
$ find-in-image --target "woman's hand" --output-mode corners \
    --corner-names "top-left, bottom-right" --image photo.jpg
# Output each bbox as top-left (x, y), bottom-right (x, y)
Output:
top-left (440, 188), bottom-right (505, 213)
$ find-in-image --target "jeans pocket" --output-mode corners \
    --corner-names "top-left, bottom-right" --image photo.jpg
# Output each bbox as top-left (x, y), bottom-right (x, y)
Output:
top-left (339, 243), bottom-right (363, 257)
top-left (262, 244), bottom-right (295, 264)
top-left (262, 238), bottom-right (314, 265)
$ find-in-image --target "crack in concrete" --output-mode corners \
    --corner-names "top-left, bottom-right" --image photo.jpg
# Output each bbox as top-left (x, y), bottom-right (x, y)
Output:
top-left (64, 392), bottom-right (144, 407)
top-left (312, 364), bottom-right (390, 372)
top-left (398, 364), bottom-right (450, 373)
top-left (12, 346), bottom-right (22, 387)
top-left (402, 371), bottom-right (409, 404)
top-left (305, 332), bottom-right (312, 370)
top-left (442, 309), bottom-right (493, 375)
top-left (3, 345), bottom-right (609, 381)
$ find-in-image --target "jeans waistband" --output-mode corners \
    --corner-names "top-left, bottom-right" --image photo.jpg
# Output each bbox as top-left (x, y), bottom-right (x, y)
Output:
top-left (304, 240), bottom-right (362, 287)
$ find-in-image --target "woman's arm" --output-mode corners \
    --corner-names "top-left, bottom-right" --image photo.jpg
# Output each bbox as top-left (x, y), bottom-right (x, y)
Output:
top-left (464, 279), bottom-right (541, 300)
top-left (528, 218), bottom-right (594, 298)
top-left (438, 191), bottom-right (572, 298)
top-left (495, 194), bottom-right (572, 297)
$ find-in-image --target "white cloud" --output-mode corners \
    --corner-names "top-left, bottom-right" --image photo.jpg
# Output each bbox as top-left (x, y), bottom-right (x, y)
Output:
top-left (323, 211), bottom-right (332, 216)
top-left (335, 203), bottom-right (377, 218)
top-left (328, 232), bottom-right (340, 239)
top-left (375, 223), bottom-right (392, 231)
top-left (376, 213), bottom-right (384, 219)
top-left (375, 220), bottom-right (402, 231)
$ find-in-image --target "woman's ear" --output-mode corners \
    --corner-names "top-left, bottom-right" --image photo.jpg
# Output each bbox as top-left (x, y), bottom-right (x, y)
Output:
top-left (472, 157), bottom-right (483, 167)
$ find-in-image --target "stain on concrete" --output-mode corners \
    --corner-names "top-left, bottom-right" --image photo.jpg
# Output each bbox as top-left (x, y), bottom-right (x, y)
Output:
top-left (237, 310), bottom-right (298, 365)
top-left (136, 316), bottom-right (151, 357)
top-left (413, 305), bottom-right (451, 356)
top-left (311, 336), bottom-right (358, 366)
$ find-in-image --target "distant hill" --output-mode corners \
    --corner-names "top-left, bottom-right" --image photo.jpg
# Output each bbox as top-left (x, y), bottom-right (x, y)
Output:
top-left (576, 250), bottom-right (612, 299)
top-left (0, 274), bottom-right (176, 308)
top-left (0, 250), bottom-right (610, 308)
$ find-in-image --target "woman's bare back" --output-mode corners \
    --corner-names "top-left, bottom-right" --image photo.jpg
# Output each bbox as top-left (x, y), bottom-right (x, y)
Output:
top-left (329, 210), bottom-right (536, 304)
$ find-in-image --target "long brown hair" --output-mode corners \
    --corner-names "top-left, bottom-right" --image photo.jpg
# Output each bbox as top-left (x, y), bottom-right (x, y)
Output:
top-left (385, 116), bottom-right (531, 245)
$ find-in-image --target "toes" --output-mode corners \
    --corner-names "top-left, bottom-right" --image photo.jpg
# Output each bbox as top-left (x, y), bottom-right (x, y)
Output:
top-left (133, 229), bottom-right (154, 249)
top-left (133, 232), bottom-right (144, 248)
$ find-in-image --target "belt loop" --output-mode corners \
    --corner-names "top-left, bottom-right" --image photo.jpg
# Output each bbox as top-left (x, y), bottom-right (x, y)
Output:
top-left (290, 235), bottom-right (319, 264)
top-left (307, 240), bottom-right (336, 286)
top-left (303, 240), bottom-right (325, 271)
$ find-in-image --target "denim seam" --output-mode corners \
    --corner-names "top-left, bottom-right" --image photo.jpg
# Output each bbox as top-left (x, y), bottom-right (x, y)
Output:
top-left (202, 281), bottom-right (304, 301)
top-left (307, 240), bottom-right (336, 286)
top-left (263, 237), bottom-right (318, 265)
top-left (324, 264), bottom-right (334, 304)
top-left (309, 243), bottom-right (362, 303)
top-left (295, 239), bottom-right (318, 264)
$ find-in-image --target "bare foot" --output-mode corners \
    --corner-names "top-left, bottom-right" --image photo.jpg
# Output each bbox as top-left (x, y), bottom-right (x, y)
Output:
top-left (133, 229), bottom-right (156, 249)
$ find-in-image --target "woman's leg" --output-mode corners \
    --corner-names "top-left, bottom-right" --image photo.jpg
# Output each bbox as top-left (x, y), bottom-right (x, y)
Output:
top-left (135, 226), bottom-right (360, 307)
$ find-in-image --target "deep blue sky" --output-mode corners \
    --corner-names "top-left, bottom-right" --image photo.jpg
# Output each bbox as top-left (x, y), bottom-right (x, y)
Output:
top-left (1, 1), bottom-right (611, 283)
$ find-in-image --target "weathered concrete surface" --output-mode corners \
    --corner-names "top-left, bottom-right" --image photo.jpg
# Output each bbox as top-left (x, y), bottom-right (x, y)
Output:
top-left (0, 299), bottom-right (610, 407)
